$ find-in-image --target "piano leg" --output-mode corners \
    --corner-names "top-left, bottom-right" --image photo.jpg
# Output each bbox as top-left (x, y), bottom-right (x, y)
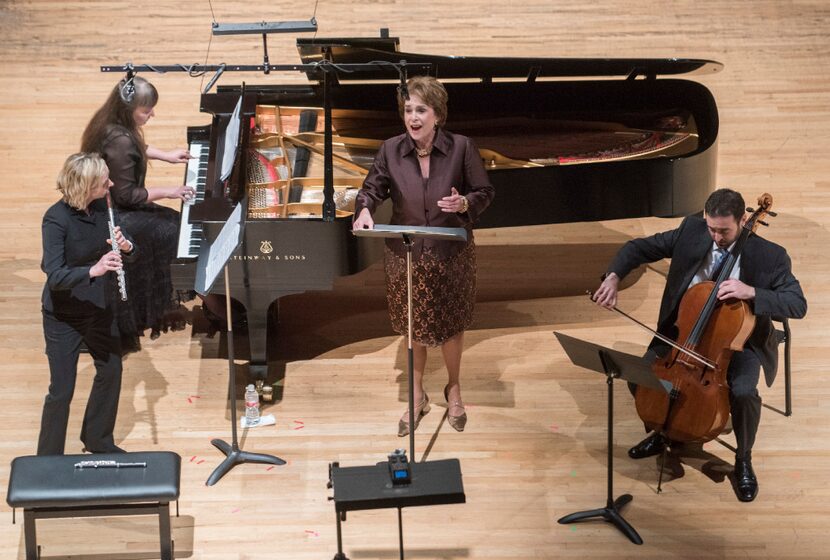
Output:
top-left (244, 299), bottom-right (275, 381)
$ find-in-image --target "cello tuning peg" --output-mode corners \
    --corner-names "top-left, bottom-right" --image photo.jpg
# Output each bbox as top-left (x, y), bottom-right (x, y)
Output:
top-left (758, 220), bottom-right (769, 227)
top-left (767, 210), bottom-right (778, 217)
top-left (746, 207), bottom-right (754, 212)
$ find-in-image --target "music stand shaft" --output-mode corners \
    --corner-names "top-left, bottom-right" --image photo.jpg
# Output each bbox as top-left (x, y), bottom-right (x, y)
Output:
top-left (225, 270), bottom-right (239, 443)
top-left (333, 509), bottom-right (348, 560)
top-left (601, 353), bottom-right (615, 506)
top-left (206, 265), bottom-right (285, 486)
top-left (405, 236), bottom-right (416, 460)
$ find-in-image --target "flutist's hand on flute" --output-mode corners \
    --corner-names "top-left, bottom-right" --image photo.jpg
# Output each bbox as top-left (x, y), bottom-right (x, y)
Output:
top-left (109, 225), bottom-right (133, 254)
top-left (90, 250), bottom-right (123, 278)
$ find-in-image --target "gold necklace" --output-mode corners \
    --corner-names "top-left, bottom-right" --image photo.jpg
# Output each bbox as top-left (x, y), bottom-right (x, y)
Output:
top-left (416, 145), bottom-right (432, 158)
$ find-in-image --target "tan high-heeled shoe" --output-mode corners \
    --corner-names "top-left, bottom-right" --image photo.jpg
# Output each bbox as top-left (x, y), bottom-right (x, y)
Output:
top-left (444, 384), bottom-right (467, 432)
top-left (398, 394), bottom-right (431, 437)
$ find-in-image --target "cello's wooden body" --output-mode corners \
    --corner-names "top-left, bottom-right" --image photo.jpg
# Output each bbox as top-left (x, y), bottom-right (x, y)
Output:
top-left (635, 281), bottom-right (755, 442)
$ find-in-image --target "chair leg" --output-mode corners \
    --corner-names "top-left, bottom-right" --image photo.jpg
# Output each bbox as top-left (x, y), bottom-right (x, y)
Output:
top-left (159, 502), bottom-right (173, 560)
top-left (784, 319), bottom-right (792, 416)
top-left (23, 510), bottom-right (38, 560)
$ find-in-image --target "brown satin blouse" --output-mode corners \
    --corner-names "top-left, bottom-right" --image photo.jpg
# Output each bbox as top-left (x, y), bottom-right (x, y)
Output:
top-left (355, 128), bottom-right (495, 259)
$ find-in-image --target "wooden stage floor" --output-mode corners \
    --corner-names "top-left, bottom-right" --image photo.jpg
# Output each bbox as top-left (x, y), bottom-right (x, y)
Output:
top-left (0, 1), bottom-right (828, 558)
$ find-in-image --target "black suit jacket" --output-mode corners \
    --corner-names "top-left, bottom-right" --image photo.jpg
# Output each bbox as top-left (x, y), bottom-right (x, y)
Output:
top-left (607, 215), bottom-right (807, 386)
top-left (41, 198), bottom-right (137, 315)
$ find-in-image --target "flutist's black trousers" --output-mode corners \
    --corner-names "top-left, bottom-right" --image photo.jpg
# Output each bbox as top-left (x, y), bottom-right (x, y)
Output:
top-left (37, 308), bottom-right (123, 456)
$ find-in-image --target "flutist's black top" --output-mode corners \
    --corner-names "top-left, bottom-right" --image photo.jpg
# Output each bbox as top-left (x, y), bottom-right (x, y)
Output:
top-left (41, 199), bottom-right (137, 314)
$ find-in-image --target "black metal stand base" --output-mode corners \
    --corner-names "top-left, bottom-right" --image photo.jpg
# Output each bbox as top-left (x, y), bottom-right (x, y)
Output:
top-left (558, 494), bottom-right (642, 545)
top-left (206, 439), bottom-right (286, 487)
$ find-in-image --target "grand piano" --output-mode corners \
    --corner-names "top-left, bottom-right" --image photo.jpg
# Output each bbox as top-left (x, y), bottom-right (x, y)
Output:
top-left (171, 34), bottom-right (722, 384)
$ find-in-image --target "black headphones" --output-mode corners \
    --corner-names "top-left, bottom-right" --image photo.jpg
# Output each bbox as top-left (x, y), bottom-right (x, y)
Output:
top-left (119, 66), bottom-right (136, 104)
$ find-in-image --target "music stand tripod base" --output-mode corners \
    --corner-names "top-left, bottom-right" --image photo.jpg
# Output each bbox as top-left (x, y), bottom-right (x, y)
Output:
top-left (554, 331), bottom-right (673, 545)
top-left (207, 438), bottom-right (286, 487)
top-left (558, 494), bottom-right (641, 545)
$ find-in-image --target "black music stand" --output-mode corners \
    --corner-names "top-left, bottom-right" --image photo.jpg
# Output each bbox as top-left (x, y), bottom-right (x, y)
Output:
top-left (195, 203), bottom-right (285, 486)
top-left (328, 459), bottom-right (465, 560)
top-left (352, 225), bottom-right (467, 460)
top-left (554, 332), bottom-right (673, 545)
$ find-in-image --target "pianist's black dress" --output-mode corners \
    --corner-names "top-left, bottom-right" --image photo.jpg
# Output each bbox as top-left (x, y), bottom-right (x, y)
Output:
top-left (100, 125), bottom-right (184, 350)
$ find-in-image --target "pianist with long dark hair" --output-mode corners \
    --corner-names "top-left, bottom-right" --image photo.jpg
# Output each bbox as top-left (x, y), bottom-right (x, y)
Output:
top-left (81, 76), bottom-right (195, 349)
top-left (39, 153), bottom-right (137, 455)
top-left (353, 76), bottom-right (495, 436)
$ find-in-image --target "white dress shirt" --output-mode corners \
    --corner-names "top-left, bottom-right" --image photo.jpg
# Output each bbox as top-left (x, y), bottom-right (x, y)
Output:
top-left (689, 242), bottom-right (741, 288)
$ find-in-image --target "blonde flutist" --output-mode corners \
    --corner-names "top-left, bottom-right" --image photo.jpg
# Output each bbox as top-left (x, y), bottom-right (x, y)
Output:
top-left (37, 153), bottom-right (137, 455)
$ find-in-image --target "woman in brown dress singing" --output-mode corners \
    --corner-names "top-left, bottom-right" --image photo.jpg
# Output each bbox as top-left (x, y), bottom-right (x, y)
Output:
top-left (353, 76), bottom-right (495, 436)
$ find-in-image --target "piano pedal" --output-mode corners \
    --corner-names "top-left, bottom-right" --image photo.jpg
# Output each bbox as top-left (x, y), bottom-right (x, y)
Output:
top-left (255, 380), bottom-right (274, 403)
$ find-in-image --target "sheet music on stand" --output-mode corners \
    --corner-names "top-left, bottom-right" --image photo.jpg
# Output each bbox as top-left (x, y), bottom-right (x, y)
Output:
top-left (195, 202), bottom-right (243, 295)
top-left (354, 224), bottom-right (468, 242)
top-left (220, 95), bottom-right (242, 182)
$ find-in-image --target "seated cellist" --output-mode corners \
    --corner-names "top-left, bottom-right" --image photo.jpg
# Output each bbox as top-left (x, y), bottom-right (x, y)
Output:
top-left (592, 188), bottom-right (806, 502)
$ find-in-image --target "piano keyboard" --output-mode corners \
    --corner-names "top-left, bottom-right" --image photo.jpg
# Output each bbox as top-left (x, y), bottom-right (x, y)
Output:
top-left (177, 140), bottom-right (209, 258)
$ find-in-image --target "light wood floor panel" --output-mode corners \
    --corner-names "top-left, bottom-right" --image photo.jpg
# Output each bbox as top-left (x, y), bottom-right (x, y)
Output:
top-left (1, 1), bottom-right (829, 558)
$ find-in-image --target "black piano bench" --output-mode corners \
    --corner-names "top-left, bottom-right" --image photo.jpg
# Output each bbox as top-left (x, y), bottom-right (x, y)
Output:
top-left (6, 451), bottom-right (181, 560)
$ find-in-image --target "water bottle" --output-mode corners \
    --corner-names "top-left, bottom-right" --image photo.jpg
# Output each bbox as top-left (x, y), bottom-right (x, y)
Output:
top-left (244, 384), bottom-right (260, 426)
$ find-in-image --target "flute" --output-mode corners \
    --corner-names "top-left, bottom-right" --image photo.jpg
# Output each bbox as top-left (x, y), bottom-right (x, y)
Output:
top-left (105, 193), bottom-right (128, 301)
top-left (75, 460), bottom-right (147, 469)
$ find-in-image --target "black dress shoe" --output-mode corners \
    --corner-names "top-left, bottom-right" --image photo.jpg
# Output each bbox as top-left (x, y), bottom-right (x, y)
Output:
top-left (628, 433), bottom-right (667, 459)
top-left (734, 458), bottom-right (759, 502)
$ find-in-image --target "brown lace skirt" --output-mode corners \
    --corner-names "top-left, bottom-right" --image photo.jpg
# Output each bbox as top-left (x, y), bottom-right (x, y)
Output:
top-left (384, 241), bottom-right (476, 347)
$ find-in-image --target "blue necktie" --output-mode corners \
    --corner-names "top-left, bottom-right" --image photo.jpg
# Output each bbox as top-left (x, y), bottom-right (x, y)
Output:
top-left (710, 248), bottom-right (727, 280)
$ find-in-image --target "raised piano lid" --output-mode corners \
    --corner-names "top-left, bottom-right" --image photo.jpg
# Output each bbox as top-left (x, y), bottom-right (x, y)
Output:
top-left (296, 36), bottom-right (723, 81)
top-left (204, 37), bottom-right (721, 226)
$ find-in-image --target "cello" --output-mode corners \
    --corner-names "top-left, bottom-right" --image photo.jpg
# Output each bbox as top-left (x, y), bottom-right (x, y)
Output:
top-left (610, 194), bottom-right (776, 443)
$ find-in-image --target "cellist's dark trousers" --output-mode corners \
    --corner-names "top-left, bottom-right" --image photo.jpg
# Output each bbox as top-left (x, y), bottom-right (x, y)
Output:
top-left (630, 347), bottom-right (761, 459)
top-left (726, 348), bottom-right (762, 460)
